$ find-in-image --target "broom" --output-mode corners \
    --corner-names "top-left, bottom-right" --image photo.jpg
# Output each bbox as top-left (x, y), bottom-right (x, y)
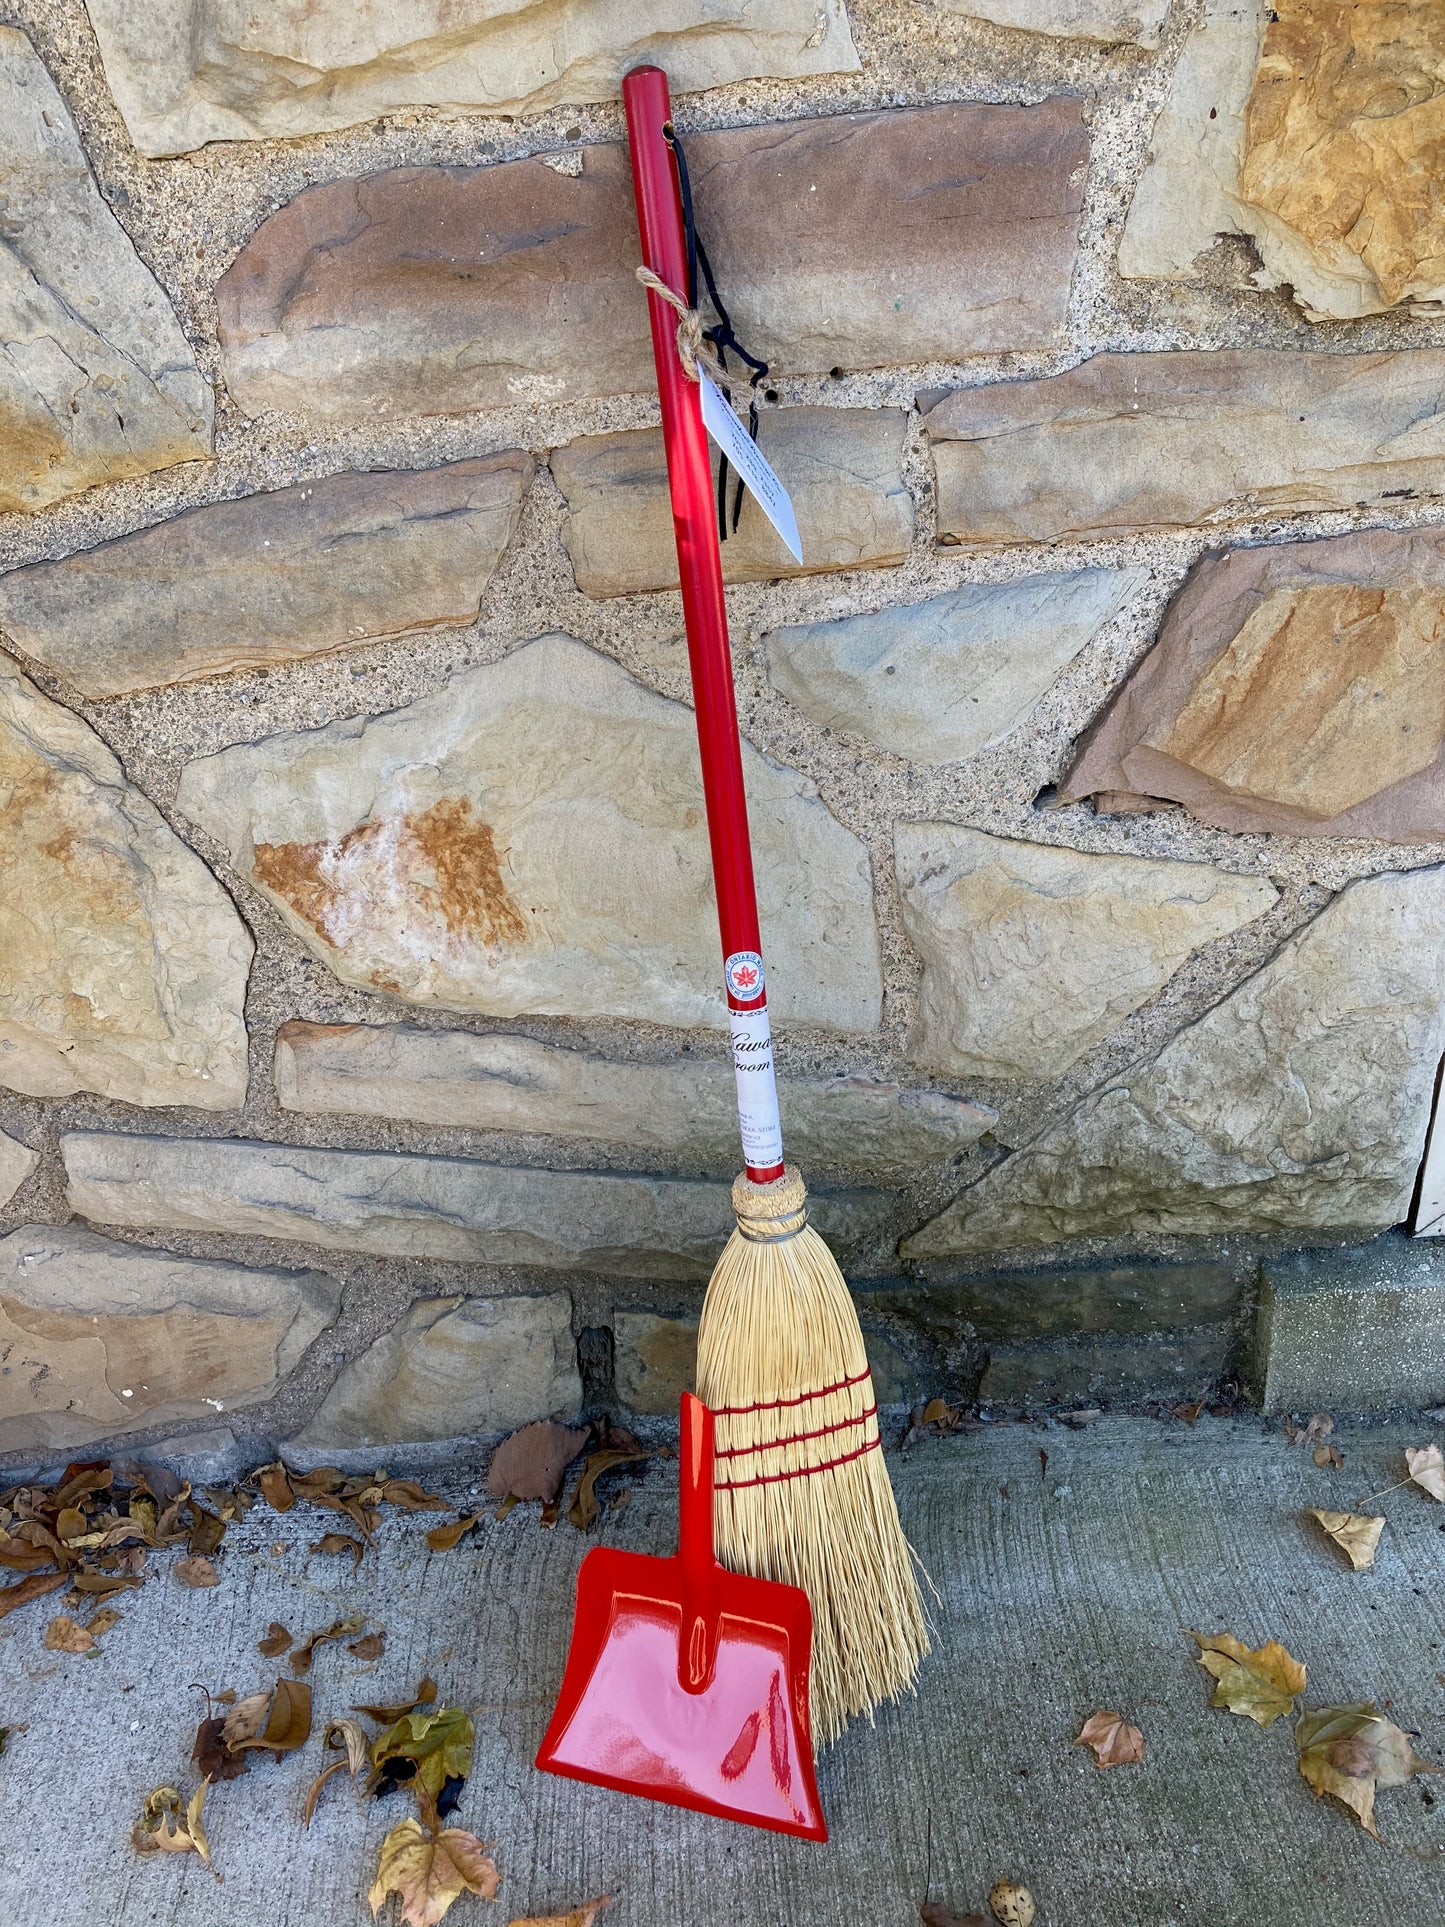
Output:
top-left (622, 66), bottom-right (929, 1747)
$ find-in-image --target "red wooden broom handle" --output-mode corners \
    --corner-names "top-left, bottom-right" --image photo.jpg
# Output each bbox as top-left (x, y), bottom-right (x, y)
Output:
top-left (623, 66), bottom-right (785, 1185)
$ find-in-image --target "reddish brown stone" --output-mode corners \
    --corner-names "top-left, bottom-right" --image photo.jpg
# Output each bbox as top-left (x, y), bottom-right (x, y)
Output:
top-left (217, 100), bottom-right (1085, 421)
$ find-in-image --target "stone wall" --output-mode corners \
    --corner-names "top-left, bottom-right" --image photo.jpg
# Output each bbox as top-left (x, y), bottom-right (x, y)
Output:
top-left (5, 0), bottom-right (1445, 1465)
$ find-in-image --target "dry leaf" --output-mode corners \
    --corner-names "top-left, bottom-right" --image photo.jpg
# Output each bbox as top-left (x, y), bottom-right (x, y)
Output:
top-left (508, 1899), bottom-right (611, 1927)
top-left (567, 1450), bottom-right (648, 1532)
top-left (487, 1420), bottom-right (590, 1504)
top-left (920, 1907), bottom-right (986, 1927)
top-left (291, 1614), bottom-right (366, 1676)
top-left (1314, 1443), bottom-right (1344, 1469)
top-left (350, 1631), bottom-right (386, 1661)
top-left (303, 1717), bottom-right (372, 1826)
top-left (1171, 1399), bottom-right (1205, 1426)
top-left (312, 1532), bottom-right (365, 1573)
top-left (1309, 1509), bottom-right (1384, 1572)
top-left (369, 1705), bottom-right (474, 1803)
top-left (1296, 1702), bottom-right (1439, 1838)
top-left (257, 1621), bottom-right (293, 1658)
top-left (132, 1782), bottom-right (211, 1868)
top-left (174, 1556), bottom-right (220, 1589)
top-left (226, 1677), bottom-right (313, 1754)
top-left (69, 1571), bottom-right (143, 1599)
top-left (257, 1464), bottom-right (295, 1512)
top-left (1406, 1444), bottom-right (1445, 1503)
top-left (369, 1809), bottom-right (501, 1927)
top-left (988, 1882), bottom-right (1035, 1927)
top-left (1073, 1709), bottom-right (1144, 1768)
top-left (0, 1571), bottom-right (66, 1621)
top-left (1189, 1632), bottom-right (1306, 1727)
top-left (1286, 1413), bottom-right (1334, 1446)
top-left (355, 1677), bottom-right (438, 1725)
top-left (222, 1691), bottom-right (271, 1750)
top-left (426, 1516), bottom-right (482, 1553)
top-left (43, 1614), bottom-right (94, 1654)
top-left (193, 1712), bottom-right (251, 1784)
top-left (378, 1480), bottom-right (446, 1512)
top-left (87, 1607), bottom-right (122, 1637)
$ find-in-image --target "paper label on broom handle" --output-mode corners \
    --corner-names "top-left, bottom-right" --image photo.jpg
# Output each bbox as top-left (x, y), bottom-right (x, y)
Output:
top-left (729, 1003), bottom-right (783, 1170)
top-left (699, 372), bottom-right (804, 565)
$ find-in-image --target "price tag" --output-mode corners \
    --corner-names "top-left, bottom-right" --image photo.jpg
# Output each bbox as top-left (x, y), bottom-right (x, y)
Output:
top-left (698, 372), bottom-right (803, 565)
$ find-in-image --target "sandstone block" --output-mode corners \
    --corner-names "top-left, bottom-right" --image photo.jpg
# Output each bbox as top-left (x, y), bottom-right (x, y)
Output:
top-left (62, 1132), bottom-right (894, 1279)
top-left (274, 1021), bottom-right (994, 1180)
top-left (0, 1130), bottom-right (37, 1208)
top-left (217, 101), bottom-right (1084, 419)
top-left (553, 411), bottom-right (912, 596)
top-left (944, 0), bottom-right (1170, 42)
top-left (0, 29), bottom-right (211, 513)
top-left (176, 633), bottom-right (881, 1032)
top-left (0, 1222), bottom-right (339, 1453)
top-left (894, 824), bottom-right (1277, 1079)
top-left (85, 0), bottom-right (860, 156)
top-left (0, 654), bottom-right (252, 1110)
top-left (0, 455), bottom-right (532, 698)
top-left (905, 867), bottom-right (1445, 1258)
top-left (293, 1293), bottom-right (581, 1448)
top-left (924, 349), bottom-right (1445, 547)
top-left (1255, 1235), bottom-right (1445, 1414)
top-left (1062, 529), bottom-right (1445, 841)
top-left (613, 1310), bottom-right (697, 1417)
top-left (1121, 0), bottom-right (1445, 321)
top-left (766, 567), bottom-right (1146, 766)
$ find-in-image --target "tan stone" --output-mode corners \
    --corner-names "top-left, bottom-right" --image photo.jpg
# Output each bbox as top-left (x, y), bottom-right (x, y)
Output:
top-left (176, 634), bottom-right (881, 1032)
top-left (894, 824), bottom-right (1278, 1080)
top-left (904, 868), bottom-right (1445, 1257)
top-left (553, 410), bottom-right (912, 597)
top-left (1120, 0), bottom-right (1445, 321)
top-left (0, 456), bottom-right (532, 698)
top-left (0, 1222), bottom-right (339, 1453)
top-left (924, 350), bottom-right (1445, 547)
top-left (944, 0), bottom-right (1170, 43)
top-left (0, 655), bottom-right (252, 1109)
top-left (1062, 528), bottom-right (1445, 840)
top-left (765, 568), bottom-right (1146, 766)
top-left (61, 1132), bottom-right (894, 1278)
top-left (216, 101), bottom-right (1084, 419)
top-left (275, 1021), bottom-right (994, 1181)
top-left (0, 1128), bottom-right (36, 1207)
top-left (613, 1310), bottom-right (696, 1417)
top-left (292, 1293), bottom-right (581, 1448)
top-left (0, 29), bottom-right (211, 513)
top-left (84, 0), bottom-right (859, 157)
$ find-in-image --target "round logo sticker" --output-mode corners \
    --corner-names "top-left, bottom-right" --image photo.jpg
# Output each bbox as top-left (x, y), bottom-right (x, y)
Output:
top-left (724, 951), bottom-right (766, 1003)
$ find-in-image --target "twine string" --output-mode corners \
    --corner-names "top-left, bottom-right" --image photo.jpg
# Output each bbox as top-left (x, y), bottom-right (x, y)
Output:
top-left (635, 265), bottom-right (734, 388)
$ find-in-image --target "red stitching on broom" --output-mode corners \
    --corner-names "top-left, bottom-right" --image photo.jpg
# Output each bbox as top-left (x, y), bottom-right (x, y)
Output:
top-left (709, 1366), bottom-right (871, 1417)
top-left (714, 1403), bottom-right (878, 1459)
top-left (714, 1432), bottom-right (881, 1490)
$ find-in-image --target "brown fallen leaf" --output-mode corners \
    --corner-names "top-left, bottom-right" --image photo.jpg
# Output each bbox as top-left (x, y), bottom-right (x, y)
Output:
top-left (378, 1480), bottom-right (446, 1513)
top-left (508, 1899), bottom-right (611, 1927)
top-left (1309, 1509), bottom-right (1384, 1572)
top-left (1171, 1399), bottom-right (1205, 1426)
top-left (43, 1614), bottom-right (94, 1654)
top-left (354, 1677), bottom-right (438, 1725)
top-left (350, 1630), bottom-right (386, 1661)
top-left (174, 1556), bottom-right (220, 1589)
top-left (257, 1621), bottom-right (293, 1658)
top-left (487, 1420), bottom-right (590, 1505)
top-left (291, 1614), bottom-right (367, 1676)
top-left (132, 1783), bottom-right (211, 1869)
top-left (303, 1717), bottom-right (372, 1827)
top-left (988, 1883), bottom-right (1035, 1927)
top-left (1406, 1443), bottom-right (1445, 1503)
top-left (193, 1711), bottom-right (251, 1784)
top-left (87, 1607), bottom-right (122, 1637)
top-left (186, 1503), bottom-right (227, 1558)
top-left (1287, 1413), bottom-right (1334, 1446)
top-left (0, 1571), bottom-right (66, 1621)
top-left (69, 1570), bottom-right (144, 1599)
top-left (225, 1677), bottom-right (313, 1755)
top-left (369, 1785), bottom-right (500, 1927)
top-left (0, 1532), bottom-right (57, 1574)
top-left (1314, 1442), bottom-right (1344, 1470)
top-left (1073, 1709), bottom-right (1144, 1768)
top-left (1296, 1702), bottom-right (1439, 1837)
top-left (312, 1532), bottom-right (365, 1573)
top-left (920, 1907), bottom-right (986, 1927)
top-left (426, 1515), bottom-right (482, 1553)
top-left (1189, 1631), bottom-right (1306, 1728)
top-left (568, 1449), bottom-right (648, 1532)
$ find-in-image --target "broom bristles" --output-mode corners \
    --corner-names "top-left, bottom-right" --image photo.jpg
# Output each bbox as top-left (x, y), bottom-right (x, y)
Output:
top-left (696, 1167), bottom-right (930, 1747)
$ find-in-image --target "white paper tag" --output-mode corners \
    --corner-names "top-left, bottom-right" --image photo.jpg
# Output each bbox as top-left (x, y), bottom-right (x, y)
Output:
top-left (729, 1004), bottom-right (784, 1169)
top-left (698, 372), bottom-right (803, 565)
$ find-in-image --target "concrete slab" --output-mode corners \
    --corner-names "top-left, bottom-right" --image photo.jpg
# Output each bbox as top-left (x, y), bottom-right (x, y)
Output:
top-left (1256, 1235), bottom-right (1445, 1414)
top-left (2, 1416), bottom-right (1443, 1927)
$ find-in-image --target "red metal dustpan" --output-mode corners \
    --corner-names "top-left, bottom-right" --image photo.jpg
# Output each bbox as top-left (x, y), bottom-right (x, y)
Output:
top-left (535, 1392), bottom-right (827, 1841)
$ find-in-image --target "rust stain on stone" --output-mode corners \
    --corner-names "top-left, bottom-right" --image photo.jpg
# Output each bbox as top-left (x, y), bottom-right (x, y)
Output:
top-left (252, 795), bottom-right (527, 965)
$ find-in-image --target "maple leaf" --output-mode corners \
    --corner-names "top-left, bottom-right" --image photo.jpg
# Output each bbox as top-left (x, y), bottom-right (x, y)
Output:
top-left (509, 1899), bottom-right (611, 1927)
top-left (1406, 1444), bottom-right (1445, 1502)
top-left (43, 1615), bottom-right (94, 1655)
top-left (174, 1556), bottom-right (220, 1589)
top-left (1189, 1632), bottom-right (1305, 1727)
top-left (1296, 1702), bottom-right (1439, 1837)
top-left (1309, 1509), bottom-right (1384, 1571)
top-left (369, 1787), bottom-right (500, 1927)
top-left (1073, 1709), bottom-right (1144, 1768)
top-left (369, 1705), bottom-right (474, 1804)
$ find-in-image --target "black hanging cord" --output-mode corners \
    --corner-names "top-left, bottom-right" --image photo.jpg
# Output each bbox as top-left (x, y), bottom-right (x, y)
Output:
top-left (664, 122), bottom-right (770, 542)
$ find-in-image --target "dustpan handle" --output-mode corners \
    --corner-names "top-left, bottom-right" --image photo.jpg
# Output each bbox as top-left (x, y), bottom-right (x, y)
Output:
top-left (678, 1391), bottom-right (715, 1574)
